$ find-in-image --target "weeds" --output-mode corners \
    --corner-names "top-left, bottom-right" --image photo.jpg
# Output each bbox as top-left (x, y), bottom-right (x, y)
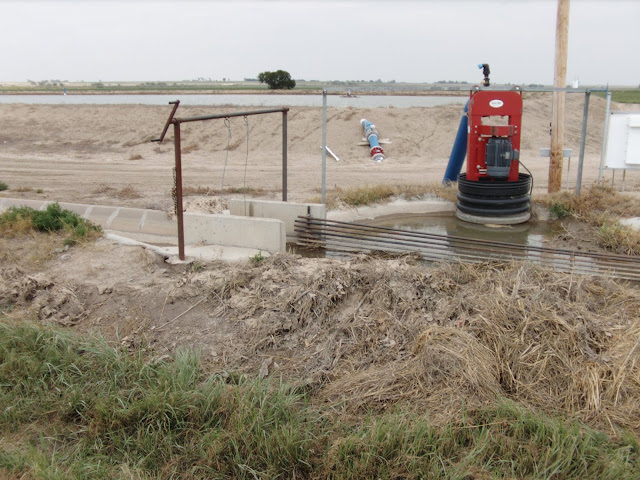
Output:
top-left (549, 201), bottom-right (574, 219)
top-left (182, 185), bottom-right (267, 197)
top-left (598, 221), bottom-right (640, 255)
top-left (249, 251), bottom-right (266, 264)
top-left (310, 183), bottom-right (457, 210)
top-left (0, 203), bottom-right (101, 244)
top-left (0, 319), bottom-right (638, 479)
top-left (537, 184), bottom-right (640, 254)
top-left (189, 261), bottom-right (204, 273)
top-left (0, 181), bottom-right (8, 191)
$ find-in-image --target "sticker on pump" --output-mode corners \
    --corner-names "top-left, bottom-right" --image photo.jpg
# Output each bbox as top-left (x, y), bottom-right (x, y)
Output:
top-left (489, 99), bottom-right (504, 108)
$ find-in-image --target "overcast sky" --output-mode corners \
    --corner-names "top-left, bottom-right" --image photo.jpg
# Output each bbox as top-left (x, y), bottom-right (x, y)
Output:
top-left (2, 0), bottom-right (638, 86)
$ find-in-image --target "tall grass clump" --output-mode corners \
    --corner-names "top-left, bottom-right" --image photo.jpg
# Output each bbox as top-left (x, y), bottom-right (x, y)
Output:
top-left (0, 202), bottom-right (101, 244)
top-left (1, 319), bottom-right (638, 479)
top-left (0, 320), bottom-right (316, 479)
top-left (0, 181), bottom-right (8, 191)
top-left (537, 184), bottom-right (640, 254)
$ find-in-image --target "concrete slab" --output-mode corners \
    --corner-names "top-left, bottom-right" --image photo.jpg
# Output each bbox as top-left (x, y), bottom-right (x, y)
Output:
top-left (1, 197), bottom-right (286, 255)
top-left (327, 197), bottom-right (455, 223)
top-left (621, 217), bottom-right (640, 231)
top-left (229, 199), bottom-right (326, 238)
top-left (105, 233), bottom-right (268, 263)
top-left (184, 213), bottom-right (285, 254)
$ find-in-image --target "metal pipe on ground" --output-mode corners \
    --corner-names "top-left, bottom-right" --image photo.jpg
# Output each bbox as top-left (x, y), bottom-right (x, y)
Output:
top-left (295, 217), bottom-right (640, 281)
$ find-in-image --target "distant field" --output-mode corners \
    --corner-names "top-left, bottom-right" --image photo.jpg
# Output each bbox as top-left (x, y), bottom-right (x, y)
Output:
top-left (1, 82), bottom-right (638, 103)
top-left (598, 89), bottom-right (640, 103)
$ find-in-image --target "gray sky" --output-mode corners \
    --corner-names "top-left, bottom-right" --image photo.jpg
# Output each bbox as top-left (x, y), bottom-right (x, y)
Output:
top-left (2, 0), bottom-right (639, 86)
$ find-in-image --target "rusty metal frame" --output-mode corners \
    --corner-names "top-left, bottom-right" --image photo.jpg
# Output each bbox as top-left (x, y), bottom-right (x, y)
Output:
top-left (154, 101), bottom-right (289, 260)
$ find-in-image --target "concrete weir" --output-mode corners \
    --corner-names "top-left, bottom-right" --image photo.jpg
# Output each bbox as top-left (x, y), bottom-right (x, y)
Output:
top-left (0, 197), bottom-right (314, 262)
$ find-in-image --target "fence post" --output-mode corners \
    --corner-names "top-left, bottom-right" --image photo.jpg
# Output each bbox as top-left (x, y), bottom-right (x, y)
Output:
top-left (575, 90), bottom-right (590, 195)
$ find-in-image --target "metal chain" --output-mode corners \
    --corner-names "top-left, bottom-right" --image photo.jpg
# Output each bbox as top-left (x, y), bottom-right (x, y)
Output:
top-left (243, 116), bottom-right (249, 215)
top-left (172, 167), bottom-right (178, 215)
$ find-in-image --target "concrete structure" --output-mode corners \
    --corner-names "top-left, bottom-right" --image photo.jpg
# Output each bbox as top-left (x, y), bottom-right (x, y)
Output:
top-left (184, 213), bottom-right (285, 253)
top-left (0, 197), bottom-right (285, 259)
top-left (228, 199), bottom-right (325, 239)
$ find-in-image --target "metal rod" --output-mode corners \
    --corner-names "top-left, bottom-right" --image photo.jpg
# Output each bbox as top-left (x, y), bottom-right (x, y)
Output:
top-left (294, 217), bottom-right (640, 280)
top-left (296, 230), bottom-right (640, 279)
top-left (295, 225), bottom-right (640, 275)
top-left (282, 110), bottom-right (288, 202)
top-left (297, 217), bottom-right (640, 264)
top-left (576, 90), bottom-right (590, 195)
top-left (152, 100), bottom-right (180, 143)
top-left (296, 233), bottom-right (640, 280)
top-left (321, 89), bottom-right (327, 204)
top-left (599, 91), bottom-right (612, 183)
top-left (174, 122), bottom-right (185, 261)
top-left (174, 107), bottom-right (289, 124)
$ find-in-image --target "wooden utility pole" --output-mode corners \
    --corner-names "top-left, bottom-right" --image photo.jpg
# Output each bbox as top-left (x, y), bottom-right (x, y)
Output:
top-left (549, 0), bottom-right (570, 192)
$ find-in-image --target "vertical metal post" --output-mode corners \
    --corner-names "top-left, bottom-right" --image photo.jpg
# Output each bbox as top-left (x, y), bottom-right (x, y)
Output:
top-left (598, 91), bottom-right (612, 183)
top-left (173, 121), bottom-right (185, 260)
top-left (321, 89), bottom-right (327, 204)
top-left (282, 110), bottom-right (288, 201)
top-left (575, 90), bottom-right (590, 195)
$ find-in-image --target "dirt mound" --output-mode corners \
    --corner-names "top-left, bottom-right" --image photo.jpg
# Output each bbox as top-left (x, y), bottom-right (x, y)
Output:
top-left (3, 94), bottom-right (638, 210)
top-left (2, 236), bottom-right (639, 433)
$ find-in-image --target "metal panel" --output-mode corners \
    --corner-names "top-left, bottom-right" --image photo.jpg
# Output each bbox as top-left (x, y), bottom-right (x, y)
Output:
top-left (605, 112), bottom-right (640, 169)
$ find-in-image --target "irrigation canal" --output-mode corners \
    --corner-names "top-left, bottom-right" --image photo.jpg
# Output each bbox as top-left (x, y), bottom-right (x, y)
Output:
top-left (294, 217), bottom-right (640, 282)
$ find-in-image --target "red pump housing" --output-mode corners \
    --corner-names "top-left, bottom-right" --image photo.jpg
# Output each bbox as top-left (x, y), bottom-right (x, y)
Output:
top-left (466, 89), bottom-right (522, 182)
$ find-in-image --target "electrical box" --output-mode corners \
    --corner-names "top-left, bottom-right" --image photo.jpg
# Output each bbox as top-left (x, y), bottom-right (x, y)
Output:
top-left (605, 112), bottom-right (640, 169)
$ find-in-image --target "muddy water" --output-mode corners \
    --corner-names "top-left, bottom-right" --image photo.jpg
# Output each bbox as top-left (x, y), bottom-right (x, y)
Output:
top-left (367, 215), bottom-right (564, 249)
top-left (293, 214), bottom-right (565, 259)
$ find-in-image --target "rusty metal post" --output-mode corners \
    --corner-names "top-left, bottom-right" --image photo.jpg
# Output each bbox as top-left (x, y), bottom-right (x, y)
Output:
top-left (282, 109), bottom-right (288, 201)
top-left (173, 121), bottom-right (185, 260)
top-left (152, 100), bottom-right (180, 143)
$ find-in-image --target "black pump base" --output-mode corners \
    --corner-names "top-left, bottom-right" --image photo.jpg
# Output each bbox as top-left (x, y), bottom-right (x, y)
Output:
top-left (456, 173), bottom-right (531, 225)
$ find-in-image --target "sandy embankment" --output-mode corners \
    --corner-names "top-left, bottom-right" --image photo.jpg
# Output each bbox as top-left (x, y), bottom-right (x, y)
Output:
top-left (0, 93), bottom-right (637, 213)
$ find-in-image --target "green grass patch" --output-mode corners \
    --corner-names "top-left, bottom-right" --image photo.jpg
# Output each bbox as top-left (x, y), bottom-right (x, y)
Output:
top-left (1, 319), bottom-right (638, 479)
top-left (0, 181), bottom-right (8, 192)
top-left (594, 89), bottom-right (640, 104)
top-left (0, 202), bottom-right (101, 244)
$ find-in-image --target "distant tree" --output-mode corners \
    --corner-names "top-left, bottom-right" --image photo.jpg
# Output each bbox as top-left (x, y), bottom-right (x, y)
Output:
top-left (257, 70), bottom-right (296, 90)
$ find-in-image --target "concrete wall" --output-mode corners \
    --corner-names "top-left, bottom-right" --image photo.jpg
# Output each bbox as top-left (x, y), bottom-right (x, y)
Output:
top-left (184, 213), bottom-right (285, 254)
top-left (0, 198), bottom-right (176, 238)
top-left (0, 198), bottom-right (286, 254)
top-left (229, 199), bottom-right (326, 238)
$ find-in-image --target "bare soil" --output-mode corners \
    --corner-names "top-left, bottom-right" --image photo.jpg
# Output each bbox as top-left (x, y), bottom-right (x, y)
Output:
top-left (1, 93), bottom-right (639, 213)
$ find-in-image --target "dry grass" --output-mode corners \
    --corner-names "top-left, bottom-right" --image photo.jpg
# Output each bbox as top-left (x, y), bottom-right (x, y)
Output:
top-left (182, 185), bottom-right (268, 197)
top-left (91, 184), bottom-right (142, 199)
top-left (182, 143), bottom-right (199, 154)
top-left (536, 184), bottom-right (640, 255)
top-left (183, 254), bottom-right (640, 434)
top-left (0, 232), bottom-right (63, 269)
top-left (128, 154), bottom-right (143, 161)
top-left (117, 185), bottom-right (142, 199)
top-left (92, 184), bottom-right (115, 195)
top-left (537, 183), bottom-right (640, 220)
top-left (309, 183), bottom-right (458, 210)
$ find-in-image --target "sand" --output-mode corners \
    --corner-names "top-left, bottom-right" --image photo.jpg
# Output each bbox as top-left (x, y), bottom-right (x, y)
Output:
top-left (1, 92), bottom-right (638, 213)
